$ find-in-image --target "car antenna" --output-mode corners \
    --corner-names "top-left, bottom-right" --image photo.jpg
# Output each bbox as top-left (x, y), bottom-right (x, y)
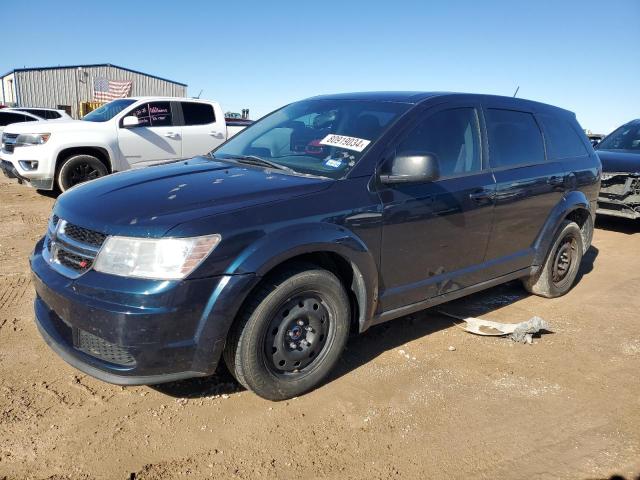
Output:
top-left (195, 89), bottom-right (203, 99)
top-left (513, 86), bottom-right (520, 98)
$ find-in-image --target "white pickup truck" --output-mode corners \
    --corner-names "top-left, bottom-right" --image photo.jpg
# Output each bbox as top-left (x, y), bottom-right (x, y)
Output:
top-left (0, 97), bottom-right (249, 191)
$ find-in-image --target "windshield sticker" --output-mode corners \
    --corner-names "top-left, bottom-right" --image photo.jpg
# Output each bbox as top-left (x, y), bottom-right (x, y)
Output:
top-left (319, 134), bottom-right (371, 152)
top-left (324, 158), bottom-right (343, 168)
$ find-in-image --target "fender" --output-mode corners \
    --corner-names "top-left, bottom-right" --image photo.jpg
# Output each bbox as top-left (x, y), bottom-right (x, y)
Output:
top-left (531, 189), bottom-right (591, 268)
top-left (225, 222), bottom-right (379, 333)
top-left (55, 142), bottom-right (116, 170)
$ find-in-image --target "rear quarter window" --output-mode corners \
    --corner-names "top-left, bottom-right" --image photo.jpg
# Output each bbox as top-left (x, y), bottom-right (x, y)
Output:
top-left (181, 102), bottom-right (216, 125)
top-left (539, 113), bottom-right (588, 159)
top-left (486, 108), bottom-right (546, 168)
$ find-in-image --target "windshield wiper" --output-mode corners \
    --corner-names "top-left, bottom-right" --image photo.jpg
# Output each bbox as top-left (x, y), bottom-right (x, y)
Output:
top-left (213, 154), bottom-right (296, 174)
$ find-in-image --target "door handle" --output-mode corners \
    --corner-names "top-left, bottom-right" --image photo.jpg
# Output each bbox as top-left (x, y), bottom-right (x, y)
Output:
top-left (469, 190), bottom-right (494, 203)
top-left (547, 176), bottom-right (564, 187)
top-left (208, 131), bottom-right (224, 138)
top-left (163, 132), bottom-right (179, 139)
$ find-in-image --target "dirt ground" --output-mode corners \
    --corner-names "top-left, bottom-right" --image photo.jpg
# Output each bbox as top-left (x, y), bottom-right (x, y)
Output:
top-left (0, 175), bottom-right (639, 480)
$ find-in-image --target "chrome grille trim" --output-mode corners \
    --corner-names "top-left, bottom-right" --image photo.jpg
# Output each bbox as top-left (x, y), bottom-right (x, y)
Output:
top-left (43, 216), bottom-right (108, 279)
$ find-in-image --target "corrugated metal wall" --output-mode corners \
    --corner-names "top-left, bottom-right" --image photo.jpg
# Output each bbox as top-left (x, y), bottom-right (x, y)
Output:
top-left (14, 65), bottom-right (187, 118)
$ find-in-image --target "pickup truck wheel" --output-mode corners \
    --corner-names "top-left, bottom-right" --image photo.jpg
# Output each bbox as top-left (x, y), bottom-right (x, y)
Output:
top-left (57, 154), bottom-right (108, 192)
top-left (522, 220), bottom-right (583, 298)
top-left (224, 265), bottom-right (350, 400)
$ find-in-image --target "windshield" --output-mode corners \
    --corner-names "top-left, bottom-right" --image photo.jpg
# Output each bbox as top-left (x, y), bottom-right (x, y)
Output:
top-left (213, 99), bottom-right (411, 178)
top-left (597, 122), bottom-right (640, 152)
top-left (82, 99), bottom-right (136, 122)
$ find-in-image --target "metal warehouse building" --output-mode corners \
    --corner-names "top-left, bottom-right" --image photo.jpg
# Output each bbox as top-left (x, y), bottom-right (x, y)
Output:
top-left (0, 63), bottom-right (187, 119)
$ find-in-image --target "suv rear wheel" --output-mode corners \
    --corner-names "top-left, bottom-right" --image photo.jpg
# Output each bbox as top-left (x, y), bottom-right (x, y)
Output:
top-left (57, 154), bottom-right (108, 192)
top-left (522, 220), bottom-right (584, 298)
top-left (224, 264), bottom-right (350, 400)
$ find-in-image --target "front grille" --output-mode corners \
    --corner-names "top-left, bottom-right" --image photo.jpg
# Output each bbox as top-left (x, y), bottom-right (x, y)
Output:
top-left (1, 133), bottom-right (18, 154)
top-left (43, 216), bottom-right (107, 278)
top-left (57, 249), bottom-right (94, 271)
top-left (64, 223), bottom-right (107, 248)
top-left (75, 329), bottom-right (136, 366)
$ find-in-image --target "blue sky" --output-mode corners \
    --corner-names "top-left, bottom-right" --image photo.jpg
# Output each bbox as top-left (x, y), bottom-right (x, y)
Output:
top-left (3, 0), bottom-right (638, 133)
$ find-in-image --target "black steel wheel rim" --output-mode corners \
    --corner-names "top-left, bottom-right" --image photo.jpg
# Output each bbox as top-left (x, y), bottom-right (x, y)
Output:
top-left (552, 234), bottom-right (577, 286)
top-left (68, 162), bottom-right (101, 187)
top-left (264, 293), bottom-right (332, 375)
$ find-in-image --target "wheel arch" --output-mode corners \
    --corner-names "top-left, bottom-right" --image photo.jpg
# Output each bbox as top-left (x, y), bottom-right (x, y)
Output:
top-left (532, 190), bottom-right (593, 267)
top-left (56, 146), bottom-right (113, 174)
top-left (225, 223), bottom-right (379, 335)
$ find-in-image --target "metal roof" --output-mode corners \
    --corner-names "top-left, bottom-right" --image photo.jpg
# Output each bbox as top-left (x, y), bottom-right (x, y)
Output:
top-left (0, 63), bottom-right (187, 87)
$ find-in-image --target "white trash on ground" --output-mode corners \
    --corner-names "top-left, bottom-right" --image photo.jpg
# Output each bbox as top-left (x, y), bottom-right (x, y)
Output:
top-left (438, 312), bottom-right (551, 344)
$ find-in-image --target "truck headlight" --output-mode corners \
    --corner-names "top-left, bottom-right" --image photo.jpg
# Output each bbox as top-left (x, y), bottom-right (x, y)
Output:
top-left (93, 234), bottom-right (221, 280)
top-left (15, 133), bottom-right (51, 147)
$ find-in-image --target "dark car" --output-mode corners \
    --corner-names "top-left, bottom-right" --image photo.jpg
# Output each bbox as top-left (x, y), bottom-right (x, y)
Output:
top-left (595, 119), bottom-right (640, 219)
top-left (30, 92), bottom-right (600, 400)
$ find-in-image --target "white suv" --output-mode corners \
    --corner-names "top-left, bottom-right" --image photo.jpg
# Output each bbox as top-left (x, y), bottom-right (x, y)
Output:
top-left (0, 97), bottom-right (247, 191)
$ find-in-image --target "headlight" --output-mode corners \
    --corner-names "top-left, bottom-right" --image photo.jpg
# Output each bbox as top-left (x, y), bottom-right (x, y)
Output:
top-left (15, 133), bottom-right (51, 147)
top-left (93, 234), bottom-right (221, 280)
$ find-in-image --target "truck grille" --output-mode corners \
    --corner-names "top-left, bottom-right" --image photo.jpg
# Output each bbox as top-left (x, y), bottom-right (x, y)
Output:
top-left (75, 329), bottom-right (136, 367)
top-left (1, 133), bottom-right (18, 153)
top-left (43, 215), bottom-right (107, 279)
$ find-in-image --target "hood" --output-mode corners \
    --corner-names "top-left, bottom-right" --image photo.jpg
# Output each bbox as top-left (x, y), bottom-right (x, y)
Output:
top-left (596, 149), bottom-right (640, 173)
top-left (3, 119), bottom-right (97, 134)
top-left (54, 157), bottom-right (332, 237)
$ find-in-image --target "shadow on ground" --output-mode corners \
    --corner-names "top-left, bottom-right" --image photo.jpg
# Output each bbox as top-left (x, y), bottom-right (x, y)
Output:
top-left (152, 245), bottom-right (600, 399)
top-left (595, 215), bottom-right (639, 234)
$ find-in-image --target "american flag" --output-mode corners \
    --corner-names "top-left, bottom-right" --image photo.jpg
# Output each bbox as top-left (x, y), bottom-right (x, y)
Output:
top-left (94, 77), bottom-right (133, 101)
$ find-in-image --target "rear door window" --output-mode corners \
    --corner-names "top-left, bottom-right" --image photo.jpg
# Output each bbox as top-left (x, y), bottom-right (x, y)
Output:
top-left (0, 112), bottom-right (37, 126)
top-left (129, 102), bottom-right (173, 127)
top-left (397, 107), bottom-right (482, 177)
top-left (181, 102), bottom-right (216, 125)
top-left (486, 109), bottom-right (545, 168)
top-left (539, 114), bottom-right (588, 159)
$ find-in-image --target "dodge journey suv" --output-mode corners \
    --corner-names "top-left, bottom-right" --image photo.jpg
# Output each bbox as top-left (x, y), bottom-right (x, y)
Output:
top-left (31, 92), bottom-right (601, 400)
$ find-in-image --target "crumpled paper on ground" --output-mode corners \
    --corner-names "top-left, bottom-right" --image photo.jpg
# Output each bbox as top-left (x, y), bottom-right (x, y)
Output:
top-left (439, 312), bottom-right (550, 344)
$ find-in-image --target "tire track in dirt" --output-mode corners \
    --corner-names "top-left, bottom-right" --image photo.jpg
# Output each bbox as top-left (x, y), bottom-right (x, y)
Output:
top-left (0, 274), bottom-right (32, 311)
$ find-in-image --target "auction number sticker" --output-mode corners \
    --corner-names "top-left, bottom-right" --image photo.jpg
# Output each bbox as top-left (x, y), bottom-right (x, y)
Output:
top-left (319, 134), bottom-right (371, 152)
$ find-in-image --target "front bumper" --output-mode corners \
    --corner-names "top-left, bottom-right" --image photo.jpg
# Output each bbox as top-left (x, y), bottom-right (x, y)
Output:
top-left (30, 238), bottom-right (257, 385)
top-left (1, 145), bottom-right (55, 190)
top-left (597, 172), bottom-right (640, 219)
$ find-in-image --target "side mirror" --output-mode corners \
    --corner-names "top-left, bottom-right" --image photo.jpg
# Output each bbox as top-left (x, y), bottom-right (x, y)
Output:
top-left (122, 115), bottom-right (140, 128)
top-left (380, 151), bottom-right (440, 184)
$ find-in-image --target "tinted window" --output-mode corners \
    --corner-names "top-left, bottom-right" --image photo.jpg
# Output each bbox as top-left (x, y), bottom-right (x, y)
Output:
top-left (182, 102), bottom-right (215, 125)
top-left (19, 109), bottom-right (61, 119)
top-left (398, 108), bottom-right (481, 177)
top-left (539, 114), bottom-right (588, 158)
top-left (129, 102), bottom-right (173, 127)
top-left (486, 109), bottom-right (545, 168)
top-left (0, 112), bottom-right (36, 126)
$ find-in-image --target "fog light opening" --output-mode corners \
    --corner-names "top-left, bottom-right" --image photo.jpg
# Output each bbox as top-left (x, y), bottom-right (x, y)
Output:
top-left (18, 160), bottom-right (39, 171)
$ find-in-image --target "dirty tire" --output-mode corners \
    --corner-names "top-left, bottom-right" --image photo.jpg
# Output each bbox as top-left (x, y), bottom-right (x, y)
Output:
top-left (223, 264), bottom-right (350, 401)
top-left (522, 220), bottom-right (583, 298)
top-left (57, 154), bottom-right (108, 192)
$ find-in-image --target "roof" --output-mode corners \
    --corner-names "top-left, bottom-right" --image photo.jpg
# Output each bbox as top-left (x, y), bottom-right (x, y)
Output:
top-left (308, 91), bottom-right (575, 114)
top-left (0, 63), bottom-right (187, 87)
top-left (310, 91), bottom-right (448, 103)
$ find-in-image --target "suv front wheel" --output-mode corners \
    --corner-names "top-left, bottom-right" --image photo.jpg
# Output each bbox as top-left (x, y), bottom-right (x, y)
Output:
top-left (224, 264), bottom-right (350, 400)
top-left (57, 154), bottom-right (108, 192)
top-left (522, 220), bottom-right (584, 298)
